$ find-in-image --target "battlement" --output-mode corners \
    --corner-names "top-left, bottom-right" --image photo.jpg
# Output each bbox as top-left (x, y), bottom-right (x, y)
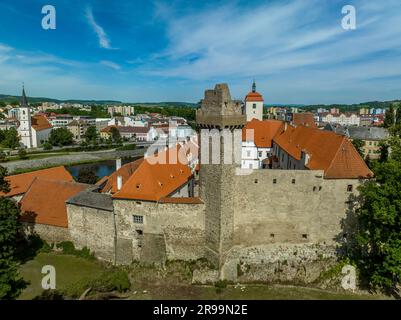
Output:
top-left (196, 83), bottom-right (246, 129)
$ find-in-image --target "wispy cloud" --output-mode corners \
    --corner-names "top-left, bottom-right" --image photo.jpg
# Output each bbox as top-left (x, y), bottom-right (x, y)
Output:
top-left (85, 6), bottom-right (113, 49)
top-left (100, 60), bottom-right (121, 70)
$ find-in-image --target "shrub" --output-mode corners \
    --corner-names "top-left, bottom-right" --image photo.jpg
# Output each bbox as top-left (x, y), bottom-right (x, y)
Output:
top-left (18, 148), bottom-right (28, 160)
top-left (215, 279), bottom-right (228, 294)
top-left (65, 269), bottom-right (131, 298)
top-left (43, 142), bottom-right (53, 150)
top-left (56, 241), bottom-right (95, 260)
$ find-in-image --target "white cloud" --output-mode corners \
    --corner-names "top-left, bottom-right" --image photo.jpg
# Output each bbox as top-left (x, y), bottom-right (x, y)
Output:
top-left (85, 6), bottom-right (113, 49)
top-left (100, 60), bottom-right (121, 70)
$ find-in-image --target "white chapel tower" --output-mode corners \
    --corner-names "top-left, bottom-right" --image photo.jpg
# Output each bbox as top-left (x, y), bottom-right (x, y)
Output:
top-left (245, 80), bottom-right (264, 122)
top-left (18, 86), bottom-right (33, 148)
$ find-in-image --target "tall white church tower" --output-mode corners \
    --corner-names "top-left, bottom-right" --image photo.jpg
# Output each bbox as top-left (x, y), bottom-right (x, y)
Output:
top-left (18, 86), bottom-right (33, 148)
top-left (245, 80), bottom-right (264, 122)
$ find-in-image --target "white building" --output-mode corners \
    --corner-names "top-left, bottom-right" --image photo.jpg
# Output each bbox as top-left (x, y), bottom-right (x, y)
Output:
top-left (244, 81), bottom-right (264, 122)
top-left (18, 87), bottom-right (53, 148)
top-left (319, 112), bottom-right (360, 126)
top-left (241, 119), bottom-right (284, 169)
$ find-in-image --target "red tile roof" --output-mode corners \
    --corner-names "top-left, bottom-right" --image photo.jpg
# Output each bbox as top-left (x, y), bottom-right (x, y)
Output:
top-left (0, 166), bottom-right (74, 197)
top-left (31, 115), bottom-right (52, 131)
top-left (273, 125), bottom-right (373, 179)
top-left (292, 113), bottom-right (316, 128)
top-left (100, 158), bottom-right (144, 194)
top-left (245, 91), bottom-right (264, 102)
top-left (20, 178), bottom-right (89, 228)
top-left (113, 147), bottom-right (193, 201)
top-left (242, 119), bottom-right (284, 148)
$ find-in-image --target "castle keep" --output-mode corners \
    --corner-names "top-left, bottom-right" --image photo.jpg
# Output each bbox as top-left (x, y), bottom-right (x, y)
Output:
top-left (7, 83), bottom-right (373, 282)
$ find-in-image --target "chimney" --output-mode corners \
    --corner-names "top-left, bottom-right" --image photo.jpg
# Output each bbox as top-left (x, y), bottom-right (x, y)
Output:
top-left (117, 175), bottom-right (123, 191)
top-left (116, 158), bottom-right (122, 171)
top-left (284, 122), bottom-right (288, 131)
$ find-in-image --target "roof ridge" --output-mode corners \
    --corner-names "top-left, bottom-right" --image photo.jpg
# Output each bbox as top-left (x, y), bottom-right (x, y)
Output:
top-left (324, 136), bottom-right (347, 176)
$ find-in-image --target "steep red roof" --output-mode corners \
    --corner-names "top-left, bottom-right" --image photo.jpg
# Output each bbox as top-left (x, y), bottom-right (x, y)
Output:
top-left (113, 147), bottom-right (193, 201)
top-left (20, 178), bottom-right (89, 228)
top-left (245, 91), bottom-right (264, 102)
top-left (242, 119), bottom-right (284, 148)
top-left (0, 166), bottom-right (74, 197)
top-left (273, 125), bottom-right (373, 179)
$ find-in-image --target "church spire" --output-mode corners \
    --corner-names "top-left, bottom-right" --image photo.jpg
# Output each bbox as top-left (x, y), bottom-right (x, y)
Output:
top-left (21, 84), bottom-right (28, 107)
top-left (252, 80), bottom-right (256, 93)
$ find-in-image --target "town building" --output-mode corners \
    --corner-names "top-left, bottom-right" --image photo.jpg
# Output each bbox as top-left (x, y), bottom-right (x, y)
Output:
top-left (107, 105), bottom-right (135, 116)
top-left (66, 119), bottom-right (91, 142)
top-left (241, 119), bottom-right (284, 169)
top-left (318, 112), bottom-right (360, 126)
top-left (244, 81), bottom-right (264, 121)
top-left (324, 123), bottom-right (389, 159)
top-left (17, 87), bottom-right (53, 148)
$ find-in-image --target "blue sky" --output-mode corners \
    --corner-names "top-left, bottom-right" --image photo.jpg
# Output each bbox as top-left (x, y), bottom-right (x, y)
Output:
top-left (0, 0), bottom-right (401, 104)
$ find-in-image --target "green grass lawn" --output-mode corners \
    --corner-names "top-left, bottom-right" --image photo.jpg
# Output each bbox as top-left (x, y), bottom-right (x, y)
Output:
top-left (18, 252), bottom-right (105, 300)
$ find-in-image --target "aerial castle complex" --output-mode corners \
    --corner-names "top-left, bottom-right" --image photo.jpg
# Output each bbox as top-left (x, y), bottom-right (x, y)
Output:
top-left (4, 83), bottom-right (373, 282)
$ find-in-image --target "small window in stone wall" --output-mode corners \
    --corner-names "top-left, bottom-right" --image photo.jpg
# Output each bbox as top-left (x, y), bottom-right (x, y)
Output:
top-left (313, 186), bottom-right (317, 191)
top-left (136, 229), bottom-right (143, 235)
top-left (302, 234), bottom-right (308, 239)
top-left (319, 186), bottom-right (322, 191)
top-left (254, 179), bottom-right (258, 184)
top-left (133, 215), bottom-right (143, 224)
top-left (273, 178), bottom-right (277, 184)
top-left (292, 179), bottom-right (296, 184)
top-left (270, 233), bottom-right (275, 238)
top-left (347, 185), bottom-right (353, 192)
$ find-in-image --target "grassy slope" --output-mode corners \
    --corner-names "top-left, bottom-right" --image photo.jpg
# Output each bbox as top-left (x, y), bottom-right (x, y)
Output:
top-left (18, 253), bottom-right (105, 300)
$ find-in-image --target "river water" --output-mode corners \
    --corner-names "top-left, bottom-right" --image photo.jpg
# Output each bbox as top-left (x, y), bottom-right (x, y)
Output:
top-left (66, 157), bottom-right (139, 180)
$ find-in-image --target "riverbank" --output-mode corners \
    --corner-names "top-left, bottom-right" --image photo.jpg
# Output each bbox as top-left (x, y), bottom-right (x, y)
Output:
top-left (1, 148), bottom-right (146, 174)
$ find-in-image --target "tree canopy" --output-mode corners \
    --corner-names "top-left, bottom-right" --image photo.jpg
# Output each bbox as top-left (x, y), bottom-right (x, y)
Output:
top-left (48, 127), bottom-right (73, 146)
top-left (0, 166), bottom-right (25, 299)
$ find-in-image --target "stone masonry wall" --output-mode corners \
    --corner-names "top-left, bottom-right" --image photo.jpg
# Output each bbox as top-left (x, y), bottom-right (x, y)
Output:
top-left (22, 222), bottom-right (70, 243)
top-left (66, 204), bottom-right (115, 261)
top-left (113, 200), bottom-right (205, 265)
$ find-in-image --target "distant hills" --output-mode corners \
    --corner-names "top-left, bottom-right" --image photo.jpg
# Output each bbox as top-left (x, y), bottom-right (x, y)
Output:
top-left (0, 93), bottom-right (197, 108)
top-left (0, 92), bottom-right (399, 110)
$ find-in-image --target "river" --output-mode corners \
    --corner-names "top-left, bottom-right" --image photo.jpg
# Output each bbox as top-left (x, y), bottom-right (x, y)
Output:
top-left (66, 156), bottom-right (139, 180)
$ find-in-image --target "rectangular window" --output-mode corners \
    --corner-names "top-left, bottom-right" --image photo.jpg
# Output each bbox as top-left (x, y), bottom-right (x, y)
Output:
top-left (347, 185), bottom-right (353, 192)
top-left (292, 179), bottom-right (296, 184)
top-left (253, 103), bottom-right (256, 109)
top-left (258, 151), bottom-right (262, 157)
top-left (133, 215), bottom-right (143, 224)
top-left (302, 234), bottom-right (308, 239)
top-left (273, 178), bottom-right (277, 184)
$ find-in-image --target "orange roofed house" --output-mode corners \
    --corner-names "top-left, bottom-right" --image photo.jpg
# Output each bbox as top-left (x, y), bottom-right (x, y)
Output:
top-left (0, 166), bottom-right (91, 242)
top-left (241, 119), bottom-right (284, 169)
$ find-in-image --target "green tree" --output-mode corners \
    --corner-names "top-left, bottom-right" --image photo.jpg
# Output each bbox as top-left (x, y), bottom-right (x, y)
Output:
top-left (352, 139), bottom-right (365, 158)
top-left (0, 166), bottom-right (25, 299)
top-left (1, 128), bottom-right (20, 149)
top-left (353, 160), bottom-right (401, 292)
top-left (84, 125), bottom-right (98, 144)
top-left (384, 105), bottom-right (395, 128)
top-left (17, 149), bottom-right (28, 160)
top-left (110, 127), bottom-right (121, 143)
top-left (48, 128), bottom-right (73, 146)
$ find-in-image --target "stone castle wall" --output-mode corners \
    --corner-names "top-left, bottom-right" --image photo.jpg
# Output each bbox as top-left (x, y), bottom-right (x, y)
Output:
top-left (66, 204), bottom-right (115, 261)
top-left (22, 222), bottom-right (70, 243)
top-left (113, 200), bottom-right (206, 264)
